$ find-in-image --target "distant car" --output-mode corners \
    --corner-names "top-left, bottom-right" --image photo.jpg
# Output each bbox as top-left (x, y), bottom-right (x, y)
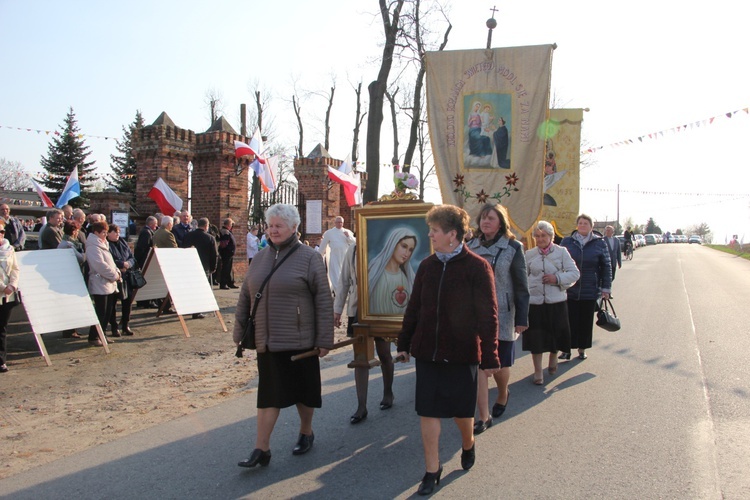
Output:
top-left (645, 234), bottom-right (658, 245)
top-left (688, 235), bottom-right (702, 244)
top-left (635, 234), bottom-right (646, 248)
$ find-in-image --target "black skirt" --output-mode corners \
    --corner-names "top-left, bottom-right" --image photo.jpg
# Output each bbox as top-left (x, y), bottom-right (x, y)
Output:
top-left (414, 359), bottom-right (478, 418)
top-left (523, 301), bottom-right (571, 354)
top-left (256, 349), bottom-right (322, 409)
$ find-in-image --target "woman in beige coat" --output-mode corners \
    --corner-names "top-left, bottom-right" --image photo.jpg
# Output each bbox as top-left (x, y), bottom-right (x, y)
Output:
top-left (0, 220), bottom-right (20, 373)
top-left (85, 221), bottom-right (121, 347)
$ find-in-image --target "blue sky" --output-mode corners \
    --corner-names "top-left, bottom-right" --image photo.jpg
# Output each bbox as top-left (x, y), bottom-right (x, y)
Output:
top-left (1, 0), bottom-right (748, 240)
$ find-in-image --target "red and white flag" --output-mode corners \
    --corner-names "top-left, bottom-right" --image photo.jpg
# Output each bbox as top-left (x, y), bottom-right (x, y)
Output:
top-left (234, 129), bottom-right (266, 163)
top-left (148, 177), bottom-right (183, 215)
top-left (259, 156), bottom-right (279, 193)
top-left (234, 140), bottom-right (253, 158)
top-left (327, 166), bottom-right (362, 207)
top-left (31, 178), bottom-right (54, 208)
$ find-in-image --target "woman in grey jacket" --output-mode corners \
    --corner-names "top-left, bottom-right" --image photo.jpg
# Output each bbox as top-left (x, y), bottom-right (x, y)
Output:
top-left (524, 221), bottom-right (580, 384)
top-left (467, 203), bottom-right (529, 434)
top-left (235, 204), bottom-right (334, 468)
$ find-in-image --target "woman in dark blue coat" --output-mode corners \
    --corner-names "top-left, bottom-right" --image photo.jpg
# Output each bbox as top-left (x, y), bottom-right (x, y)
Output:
top-left (107, 224), bottom-right (137, 336)
top-left (559, 214), bottom-right (612, 360)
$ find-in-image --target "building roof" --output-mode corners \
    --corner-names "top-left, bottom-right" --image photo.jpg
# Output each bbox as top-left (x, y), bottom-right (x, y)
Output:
top-left (306, 143), bottom-right (332, 159)
top-left (151, 112), bottom-right (176, 127)
top-left (205, 116), bottom-right (238, 134)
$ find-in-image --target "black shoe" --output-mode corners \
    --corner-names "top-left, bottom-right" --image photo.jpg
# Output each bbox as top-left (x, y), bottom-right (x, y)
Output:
top-left (350, 411), bottom-right (368, 425)
top-left (121, 325), bottom-right (134, 336)
top-left (238, 448), bottom-right (271, 468)
top-left (473, 418), bottom-right (492, 435)
top-left (110, 326), bottom-right (121, 338)
top-left (0, 364), bottom-right (8, 373)
top-left (228, 284), bottom-right (239, 289)
top-left (417, 465), bottom-right (443, 495)
top-left (164, 309), bottom-right (176, 314)
top-left (220, 286), bottom-right (230, 290)
top-left (461, 443), bottom-right (476, 470)
top-left (577, 352), bottom-right (588, 360)
top-left (558, 352), bottom-right (571, 360)
top-left (379, 402), bottom-right (393, 410)
top-left (192, 313), bottom-right (206, 319)
top-left (292, 432), bottom-right (314, 455)
top-left (491, 391), bottom-right (509, 418)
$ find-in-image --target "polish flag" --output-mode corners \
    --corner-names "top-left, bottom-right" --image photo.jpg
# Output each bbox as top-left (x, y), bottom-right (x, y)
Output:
top-left (327, 166), bottom-right (362, 207)
top-left (148, 177), bottom-right (183, 215)
top-left (31, 178), bottom-right (54, 208)
top-left (259, 156), bottom-right (279, 193)
top-left (234, 140), bottom-right (253, 158)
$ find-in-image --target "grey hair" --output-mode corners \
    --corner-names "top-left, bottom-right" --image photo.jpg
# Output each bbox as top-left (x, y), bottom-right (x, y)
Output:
top-left (535, 220), bottom-right (555, 237)
top-left (145, 216), bottom-right (158, 226)
top-left (160, 216), bottom-right (173, 228)
top-left (266, 204), bottom-right (300, 229)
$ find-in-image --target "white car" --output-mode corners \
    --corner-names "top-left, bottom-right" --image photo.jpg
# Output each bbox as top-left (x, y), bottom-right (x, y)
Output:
top-left (688, 235), bottom-right (702, 244)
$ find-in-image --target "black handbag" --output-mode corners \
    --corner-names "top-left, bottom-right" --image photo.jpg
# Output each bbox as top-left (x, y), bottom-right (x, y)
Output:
top-left (235, 243), bottom-right (301, 358)
top-left (126, 269), bottom-right (147, 289)
top-left (596, 298), bottom-right (621, 332)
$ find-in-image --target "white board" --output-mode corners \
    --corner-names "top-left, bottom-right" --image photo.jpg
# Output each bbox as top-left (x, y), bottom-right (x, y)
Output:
top-left (141, 247), bottom-right (219, 316)
top-left (16, 249), bottom-right (100, 334)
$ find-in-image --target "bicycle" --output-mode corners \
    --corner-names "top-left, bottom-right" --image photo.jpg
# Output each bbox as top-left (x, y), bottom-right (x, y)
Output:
top-left (624, 241), bottom-right (634, 261)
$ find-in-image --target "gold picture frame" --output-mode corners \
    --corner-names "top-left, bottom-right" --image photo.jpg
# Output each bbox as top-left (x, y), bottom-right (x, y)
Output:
top-left (355, 202), bottom-right (434, 328)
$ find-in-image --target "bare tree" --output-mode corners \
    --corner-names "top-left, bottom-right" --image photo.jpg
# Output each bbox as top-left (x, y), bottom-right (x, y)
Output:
top-left (364, 0), bottom-right (406, 203)
top-left (402, 0), bottom-right (451, 173)
top-left (323, 85), bottom-right (336, 151)
top-left (292, 94), bottom-right (304, 157)
top-left (0, 158), bottom-right (31, 191)
top-left (204, 88), bottom-right (225, 125)
top-left (385, 87), bottom-right (400, 167)
top-left (351, 80), bottom-right (367, 165)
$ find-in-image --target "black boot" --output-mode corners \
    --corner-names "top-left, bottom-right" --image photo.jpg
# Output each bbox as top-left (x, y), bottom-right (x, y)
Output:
top-left (417, 465), bottom-right (443, 495)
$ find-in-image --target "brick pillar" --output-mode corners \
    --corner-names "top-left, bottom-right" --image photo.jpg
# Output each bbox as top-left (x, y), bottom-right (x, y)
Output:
top-left (193, 130), bottom-right (250, 278)
top-left (133, 123), bottom-right (195, 219)
top-left (294, 156), bottom-right (361, 245)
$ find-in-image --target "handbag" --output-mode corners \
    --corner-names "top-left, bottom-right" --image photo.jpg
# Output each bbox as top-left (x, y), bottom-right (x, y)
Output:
top-left (126, 269), bottom-right (147, 289)
top-left (596, 298), bottom-right (621, 332)
top-left (235, 243), bottom-right (301, 358)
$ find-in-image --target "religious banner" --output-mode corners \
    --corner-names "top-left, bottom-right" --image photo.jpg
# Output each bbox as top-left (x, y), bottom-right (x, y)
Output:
top-left (540, 108), bottom-right (583, 237)
top-left (425, 44), bottom-right (554, 232)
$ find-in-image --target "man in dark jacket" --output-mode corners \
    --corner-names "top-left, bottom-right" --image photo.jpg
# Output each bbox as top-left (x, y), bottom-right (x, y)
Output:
top-left (171, 210), bottom-right (192, 247)
top-left (135, 216), bottom-right (158, 309)
top-left (0, 204), bottom-right (26, 251)
top-left (183, 217), bottom-right (218, 319)
top-left (217, 218), bottom-right (238, 289)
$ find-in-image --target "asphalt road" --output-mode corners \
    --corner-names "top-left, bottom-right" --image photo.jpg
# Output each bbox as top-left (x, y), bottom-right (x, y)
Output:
top-left (0, 243), bottom-right (747, 499)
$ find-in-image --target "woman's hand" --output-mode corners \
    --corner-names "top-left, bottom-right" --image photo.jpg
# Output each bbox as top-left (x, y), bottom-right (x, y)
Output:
top-left (317, 348), bottom-right (330, 358)
top-left (515, 325), bottom-right (528, 334)
top-left (123, 261), bottom-right (131, 270)
top-left (3, 285), bottom-right (14, 296)
top-left (542, 273), bottom-right (557, 284)
top-left (601, 292), bottom-right (611, 300)
top-left (396, 351), bottom-right (410, 363)
top-left (483, 367), bottom-right (501, 376)
top-left (333, 313), bottom-right (342, 328)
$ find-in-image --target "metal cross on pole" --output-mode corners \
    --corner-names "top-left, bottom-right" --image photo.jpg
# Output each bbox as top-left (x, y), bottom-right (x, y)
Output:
top-left (486, 6), bottom-right (498, 49)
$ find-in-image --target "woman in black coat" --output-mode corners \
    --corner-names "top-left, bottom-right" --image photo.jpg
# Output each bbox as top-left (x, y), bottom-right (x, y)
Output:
top-left (107, 224), bottom-right (137, 336)
top-left (559, 214), bottom-right (612, 360)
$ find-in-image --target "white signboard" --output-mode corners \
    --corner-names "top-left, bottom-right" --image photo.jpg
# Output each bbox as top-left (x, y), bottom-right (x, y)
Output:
top-left (306, 200), bottom-right (322, 234)
top-left (17, 249), bottom-right (100, 333)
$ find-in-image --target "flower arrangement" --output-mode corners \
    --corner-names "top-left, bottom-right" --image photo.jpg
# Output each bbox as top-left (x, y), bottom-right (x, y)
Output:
top-left (394, 171), bottom-right (420, 192)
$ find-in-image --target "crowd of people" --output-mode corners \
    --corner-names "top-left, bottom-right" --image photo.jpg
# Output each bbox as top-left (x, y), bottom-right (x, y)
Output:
top-left (0, 203), bottom-right (243, 369)
top-left (230, 203), bottom-right (615, 496)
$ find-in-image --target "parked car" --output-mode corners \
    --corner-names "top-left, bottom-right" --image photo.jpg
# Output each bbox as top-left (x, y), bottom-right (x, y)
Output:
top-left (645, 234), bottom-right (658, 245)
top-left (635, 234), bottom-right (646, 248)
top-left (689, 235), bottom-right (702, 244)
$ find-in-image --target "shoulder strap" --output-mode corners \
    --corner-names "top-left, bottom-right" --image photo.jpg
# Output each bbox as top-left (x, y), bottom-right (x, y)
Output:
top-left (250, 243), bottom-right (302, 318)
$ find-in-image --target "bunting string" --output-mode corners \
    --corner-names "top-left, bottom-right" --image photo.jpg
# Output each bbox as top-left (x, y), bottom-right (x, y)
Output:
top-left (0, 124), bottom-right (115, 140)
top-left (582, 106), bottom-right (750, 154)
top-left (582, 187), bottom-right (749, 197)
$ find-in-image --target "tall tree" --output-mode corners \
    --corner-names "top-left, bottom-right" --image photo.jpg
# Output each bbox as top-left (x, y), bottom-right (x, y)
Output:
top-left (351, 81), bottom-right (367, 165)
top-left (39, 107), bottom-right (97, 208)
top-left (364, 0), bottom-right (405, 203)
top-left (645, 217), bottom-right (662, 234)
top-left (108, 110), bottom-right (144, 201)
